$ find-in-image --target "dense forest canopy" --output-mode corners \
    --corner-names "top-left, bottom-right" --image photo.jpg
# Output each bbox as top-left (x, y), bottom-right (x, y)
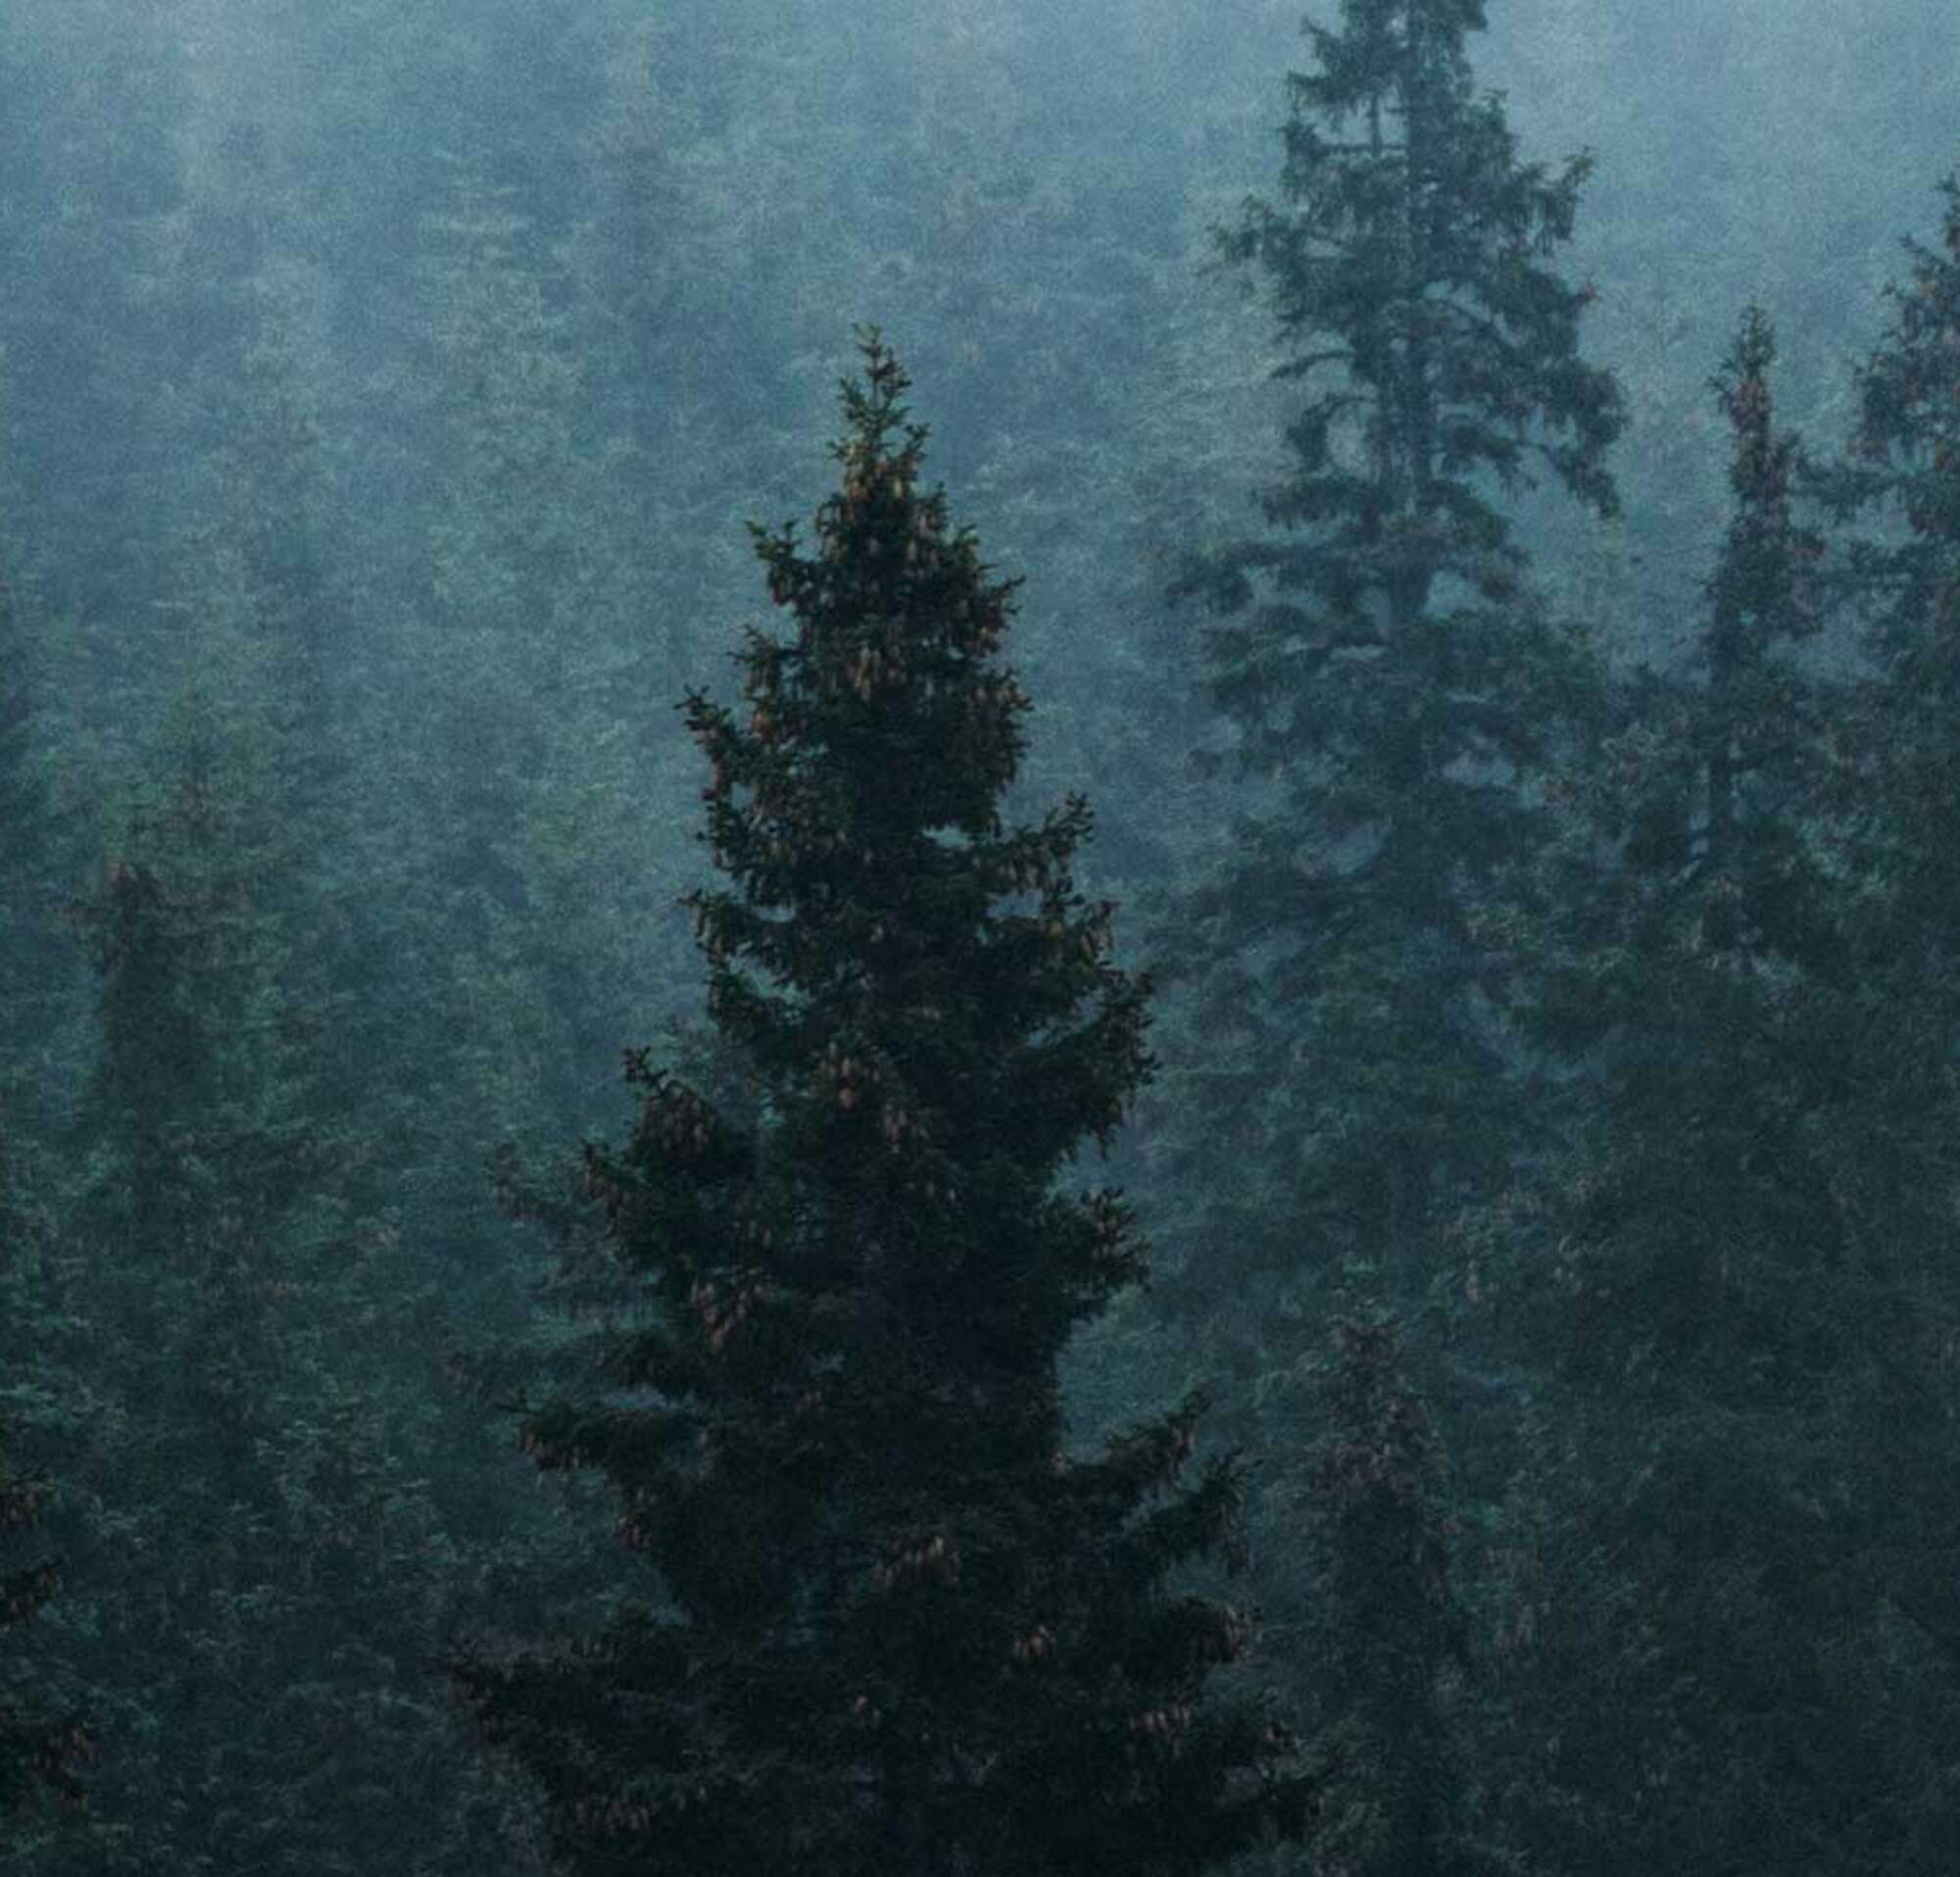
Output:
top-left (2, 2), bottom-right (1959, 1872)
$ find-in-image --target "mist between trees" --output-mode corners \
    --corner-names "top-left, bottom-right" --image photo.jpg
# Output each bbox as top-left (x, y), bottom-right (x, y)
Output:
top-left (3, 2), bottom-right (1960, 1873)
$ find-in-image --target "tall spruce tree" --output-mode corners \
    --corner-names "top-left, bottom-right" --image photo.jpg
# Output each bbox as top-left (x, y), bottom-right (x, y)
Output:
top-left (0, 552), bottom-right (69, 1080)
top-left (452, 337), bottom-right (1315, 1875)
top-left (1158, 0), bottom-right (1624, 1363)
top-left (0, 1133), bottom-right (90, 1833)
top-left (1553, 308), bottom-right (1837, 976)
top-left (1460, 311), bottom-right (1960, 1876)
top-left (0, 501), bottom-right (90, 1840)
top-left (1825, 175), bottom-right (1960, 1010)
top-left (1284, 1303), bottom-right (1476, 1877)
top-left (25, 697), bottom-right (528, 1877)
top-left (0, 1434), bottom-right (88, 1830)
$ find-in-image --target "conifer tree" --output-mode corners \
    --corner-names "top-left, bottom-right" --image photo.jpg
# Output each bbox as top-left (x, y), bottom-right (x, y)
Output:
top-left (1161, 0), bottom-right (1624, 1357)
top-left (1693, 310), bottom-right (1828, 951)
top-left (1286, 1305), bottom-right (1474, 1877)
top-left (453, 337), bottom-right (1315, 1875)
top-left (1488, 301), bottom-right (1839, 1543)
top-left (1461, 311), bottom-right (1960, 1877)
top-left (0, 515), bottom-right (90, 1840)
top-left (0, 1136), bottom-right (90, 1832)
top-left (0, 552), bottom-right (69, 1076)
top-left (382, 154), bottom-right (663, 1296)
top-left (31, 700), bottom-right (527, 1877)
top-left (1825, 175), bottom-right (1960, 1006)
top-left (0, 1439), bottom-right (88, 1828)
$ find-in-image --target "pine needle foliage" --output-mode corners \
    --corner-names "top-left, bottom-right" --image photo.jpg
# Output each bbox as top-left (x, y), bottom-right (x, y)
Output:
top-left (1159, 0), bottom-right (1624, 1348)
top-left (1495, 309), bottom-right (1844, 1411)
top-left (1459, 310), bottom-right (1960, 1877)
top-left (453, 336), bottom-right (1315, 1877)
top-left (0, 1146), bottom-right (91, 1829)
top-left (25, 703), bottom-right (516, 1877)
top-left (1214, 0), bottom-right (1623, 610)
top-left (0, 1446), bottom-right (89, 1825)
top-left (1823, 175), bottom-right (1960, 992)
top-left (1291, 1307), bottom-right (1474, 1877)
top-left (0, 558), bottom-right (68, 1071)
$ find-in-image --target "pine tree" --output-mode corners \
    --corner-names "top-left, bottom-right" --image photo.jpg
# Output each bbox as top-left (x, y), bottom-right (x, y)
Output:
top-left (380, 153), bottom-right (666, 1304)
top-left (1141, 18), bottom-right (1622, 1843)
top-left (0, 494), bottom-right (91, 1843)
top-left (453, 336), bottom-right (1316, 1875)
top-left (1158, 0), bottom-right (1624, 1360)
top-left (1521, 305), bottom-right (1835, 1015)
top-left (1692, 309), bottom-right (1830, 955)
top-left (1824, 174), bottom-right (1960, 1005)
top-left (1459, 311), bottom-right (1960, 1876)
top-left (30, 698), bottom-right (529, 1877)
top-left (0, 1439), bottom-right (88, 1829)
top-left (0, 550), bottom-right (71, 1078)
top-left (0, 1133), bottom-right (91, 1833)
top-left (1285, 1304), bottom-right (1476, 1877)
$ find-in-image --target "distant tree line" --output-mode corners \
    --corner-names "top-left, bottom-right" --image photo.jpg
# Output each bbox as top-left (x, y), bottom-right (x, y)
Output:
top-left (3, 1), bottom-right (1960, 1873)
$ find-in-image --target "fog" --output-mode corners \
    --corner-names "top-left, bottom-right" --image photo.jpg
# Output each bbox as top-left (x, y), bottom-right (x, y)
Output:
top-left (2, 4), bottom-right (1958, 1871)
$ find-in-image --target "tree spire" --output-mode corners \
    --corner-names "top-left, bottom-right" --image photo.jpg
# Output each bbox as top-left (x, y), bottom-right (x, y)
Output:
top-left (455, 335), bottom-right (1316, 1875)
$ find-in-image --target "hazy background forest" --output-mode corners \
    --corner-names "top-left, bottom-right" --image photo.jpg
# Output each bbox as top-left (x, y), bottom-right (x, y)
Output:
top-left (4, 0), bottom-right (1960, 1871)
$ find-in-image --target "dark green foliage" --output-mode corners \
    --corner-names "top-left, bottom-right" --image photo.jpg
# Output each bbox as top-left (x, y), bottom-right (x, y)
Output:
top-left (1283, 1305), bottom-right (1483, 1877)
top-left (0, 1451), bottom-right (88, 1827)
top-left (0, 558), bottom-right (73, 1078)
top-left (8, 7), bottom-right (1960, 1872)
top-left (452, 339), bottom-right (1315, 1875)
top-left (1696, 311), bottom-right (1830, 947)
top-left (1135, 16), bottom-right (1625, 1863)
top-left (1528, 307), bottom-right (1834, 1036)
top-left (1218, 0), bottom-right (1623, 568)
top-left (19, 709), bottom-right (531, 1877)
top-left (0, 1134), bottom-right (91, 1832)
top-left (1458, 310), bottom-right (1960, 1876)
top-left (1159, 0), bottom-right (1624, 1351)
top-left (1821, 176), bottom-right (1960, 994)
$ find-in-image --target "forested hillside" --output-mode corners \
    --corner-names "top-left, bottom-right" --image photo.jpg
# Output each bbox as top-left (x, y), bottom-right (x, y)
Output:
top-left (3, 2), bottom-right (1959, 1871)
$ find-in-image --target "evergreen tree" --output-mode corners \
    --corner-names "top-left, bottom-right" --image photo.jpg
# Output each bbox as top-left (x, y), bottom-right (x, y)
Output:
top-left (0, 464), bottom-right (84, 1094)
top-left (27, 700), bottom-right (532, 1877)
top-left (453, 337), bottom-right (1315, 1875)
top-left (1158, 0), bottom-right (1624, 1363)
top-left (1284, 1303), bottom-right (1478, 1877)
top-left (1140, 15), bottom-right (1622, 1852)
top-left (0, 490), bottom-right (90, 1845)
top-left (380, 153), bottom-right (671, 1308)
top-left (0, 1133), bottom-right (90, 1833)
top-left (0, 1436), bottom-right (88, 1830)
top-left (1460, 311), bottom-right (1960, 1876)
top-left (0, 554), bottom-right (60, 1067)
top-left (1824, 174), bottom-right (1960, 1009)
top-left (0, 1478), bottom-right (66, 1798)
